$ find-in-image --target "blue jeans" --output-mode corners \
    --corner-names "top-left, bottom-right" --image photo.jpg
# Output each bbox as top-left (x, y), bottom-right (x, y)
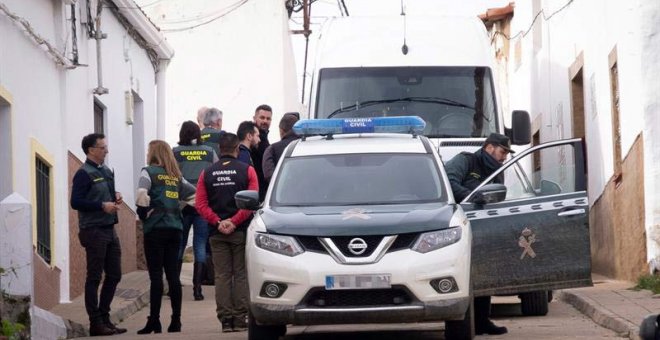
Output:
top-left (179, 210), bottom-right (209, 263)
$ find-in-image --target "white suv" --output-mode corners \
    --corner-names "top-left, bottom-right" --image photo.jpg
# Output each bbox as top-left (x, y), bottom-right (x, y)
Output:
top-left (235, 117), bottom-right (475, 340)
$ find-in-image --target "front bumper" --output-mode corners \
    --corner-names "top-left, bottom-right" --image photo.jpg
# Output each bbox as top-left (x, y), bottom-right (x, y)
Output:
top-left (251, 296), bottom-right (470, 325)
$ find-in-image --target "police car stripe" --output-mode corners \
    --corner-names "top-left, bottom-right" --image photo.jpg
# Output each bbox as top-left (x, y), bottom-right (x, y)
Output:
top-left (465, 196), bottom-right (588, 221)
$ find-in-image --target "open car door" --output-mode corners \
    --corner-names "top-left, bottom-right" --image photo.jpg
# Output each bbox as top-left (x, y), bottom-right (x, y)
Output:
top-left (461, 138), bottom-right (591, 297)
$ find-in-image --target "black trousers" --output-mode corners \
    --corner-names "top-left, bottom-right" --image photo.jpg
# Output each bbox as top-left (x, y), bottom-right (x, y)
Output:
top-left (144, 228), bottom-right (183, 319)
top-left (79, 227), bottom-right (122, 324)
top-left (475, 296), bottom-right (492, 327)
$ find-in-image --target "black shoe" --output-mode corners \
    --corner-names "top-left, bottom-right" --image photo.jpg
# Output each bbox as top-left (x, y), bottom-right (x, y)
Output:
top-left (233, 314), bottom-right (248, 332)
top-left (137, 316), bottom-right (162, 334)
top-left (89, 322), bottom-right (116, 336)
top-left (476, 320), bottom-right (508, 335)
top-left (167, 315), bottom-right (181, 333)
top-left (102, 316), bottom-right (127, 334)
top-left (221, 317), bottom-right (233, 333)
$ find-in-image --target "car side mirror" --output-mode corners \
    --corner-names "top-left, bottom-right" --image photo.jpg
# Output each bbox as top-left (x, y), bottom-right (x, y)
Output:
top-left (235, 190), bottom-right (261, 210)
top-left (506, 110), bottom-right (531, 145)
top-left (469, 183), bottom-right (507, 205)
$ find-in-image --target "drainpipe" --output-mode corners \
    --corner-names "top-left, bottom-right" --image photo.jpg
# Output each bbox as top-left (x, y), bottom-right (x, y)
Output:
top-left (156, 59), bottom-right (169, 139)
top-left (93, 3), bottom-right (108, 95)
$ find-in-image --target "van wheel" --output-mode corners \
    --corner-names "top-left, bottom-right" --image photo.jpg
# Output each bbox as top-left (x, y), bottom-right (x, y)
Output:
top-left (248, 313), bottom-right (286, 340)
top-left (520, 291), bottom-right (549, 316)
top-left (445, 297), bottom-right (475, 340)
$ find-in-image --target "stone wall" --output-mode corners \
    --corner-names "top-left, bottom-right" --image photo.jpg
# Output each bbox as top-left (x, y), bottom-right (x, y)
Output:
top-left (590, 134), bottom-right (647, 280)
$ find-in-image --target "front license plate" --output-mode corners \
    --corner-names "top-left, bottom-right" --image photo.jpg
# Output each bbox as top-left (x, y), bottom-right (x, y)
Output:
top-left (325, 274), bottom-right (392, 290)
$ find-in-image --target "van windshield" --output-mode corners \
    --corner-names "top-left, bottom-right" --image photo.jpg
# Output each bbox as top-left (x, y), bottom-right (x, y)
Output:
top-left (315, 67), bottom-right (499, 138)
top-left (271, 153), bottom-right (447, 206)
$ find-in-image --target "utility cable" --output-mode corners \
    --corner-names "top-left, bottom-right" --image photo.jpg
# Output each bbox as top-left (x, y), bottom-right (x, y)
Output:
top-left (496, 0), bottom-right (574, 41)
top-left (161, 0), bottom-right (248, 32)
top-left (0, 3), bottom-right (75, 68)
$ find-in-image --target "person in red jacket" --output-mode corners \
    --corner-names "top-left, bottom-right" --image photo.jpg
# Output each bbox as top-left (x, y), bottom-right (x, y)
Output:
top-left (195, 132), bottom-right (258, 333)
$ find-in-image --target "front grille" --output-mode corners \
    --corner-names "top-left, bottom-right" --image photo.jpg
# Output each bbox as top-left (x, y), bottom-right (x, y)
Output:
top-left (302, 286), bottom-right (414, 307)
top-left (332, 235), bottom-right (383, 257)
top-left (389, 233), bottom-right (419, 251)
top-left (297, 236), bottom-right (326, 253)
top-left (297, 233), bottom-right (420, 255)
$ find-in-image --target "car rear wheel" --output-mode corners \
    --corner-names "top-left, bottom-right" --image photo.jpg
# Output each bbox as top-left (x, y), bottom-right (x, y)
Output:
top-left (248, 312), bottom-right (286, 340)
top-left (445, 297), bottom-right (475, 340)
top-left (520, 290), bottom-right (549, 316)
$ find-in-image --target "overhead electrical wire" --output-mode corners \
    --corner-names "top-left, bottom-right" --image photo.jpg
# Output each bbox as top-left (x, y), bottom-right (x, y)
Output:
top-left (161, 0), bottom-right (248, 32)
top-left (496, 0), bottom-right (574, 41)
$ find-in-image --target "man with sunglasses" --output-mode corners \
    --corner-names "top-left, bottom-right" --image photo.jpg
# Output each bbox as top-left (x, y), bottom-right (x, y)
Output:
top-left (70, 133), bottom-right (125, 336)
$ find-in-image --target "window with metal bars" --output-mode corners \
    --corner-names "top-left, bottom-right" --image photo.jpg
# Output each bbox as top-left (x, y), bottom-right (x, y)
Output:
top-left (36, 157), bottom-right (51, 264)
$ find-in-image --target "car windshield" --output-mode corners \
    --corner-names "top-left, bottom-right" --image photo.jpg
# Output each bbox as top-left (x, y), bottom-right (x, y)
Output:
top-left (271, 153), bottom-right (446, 206)
top-left (315, 66), bottom-right (499, 138)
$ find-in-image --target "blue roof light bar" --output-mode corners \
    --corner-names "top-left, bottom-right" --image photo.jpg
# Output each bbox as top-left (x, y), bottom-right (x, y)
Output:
top-left (293, 116), bottom-right (426, 137)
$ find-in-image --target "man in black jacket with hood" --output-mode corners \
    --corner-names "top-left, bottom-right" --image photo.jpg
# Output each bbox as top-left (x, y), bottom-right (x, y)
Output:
top-left (444, 132), bottom-right (513, 336)
top-left (262, 112), bottom-right (300, 184)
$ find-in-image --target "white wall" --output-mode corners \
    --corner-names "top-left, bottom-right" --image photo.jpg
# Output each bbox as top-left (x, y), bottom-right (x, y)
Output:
top-left (137, 0), bottom-right (299, 143)
top-left (0, 0), bottom-right (161, 302)
top-left (505, 0), bottom-right (647, 204)
top-left (505, 0), bottom-right (660, 263)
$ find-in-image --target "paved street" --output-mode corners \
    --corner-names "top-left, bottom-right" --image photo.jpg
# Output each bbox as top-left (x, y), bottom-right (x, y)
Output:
top-left (80, 274), bottom-right (619, 339)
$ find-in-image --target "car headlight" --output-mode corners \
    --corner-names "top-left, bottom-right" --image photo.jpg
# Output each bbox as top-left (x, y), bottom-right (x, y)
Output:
top-left (411, 227), bottom-right (462, 253)
top-left (255, 233), bottom-right (304, 257)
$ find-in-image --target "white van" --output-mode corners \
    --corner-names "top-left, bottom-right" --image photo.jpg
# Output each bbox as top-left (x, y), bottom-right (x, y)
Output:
top-left (307, 15), bottom-right (531, 160)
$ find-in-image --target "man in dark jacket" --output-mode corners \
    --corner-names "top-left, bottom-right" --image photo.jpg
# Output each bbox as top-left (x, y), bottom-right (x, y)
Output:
top-left (262, 112), bottom-right (300, 183)
top-left (236, 121), bottom-right (261, 166)
top-left (70, 133), bottom-right (126, 336)
top-left (444, 132), bottom-right (513, 335)
top-left (195, 133), bottom-right (258, 333)
top-left (250, 104), bottom-right (272, 201)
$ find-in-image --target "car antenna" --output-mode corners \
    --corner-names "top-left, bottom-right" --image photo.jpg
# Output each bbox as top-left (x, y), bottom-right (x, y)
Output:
top-left (400, 0), bottom-right (408, 55)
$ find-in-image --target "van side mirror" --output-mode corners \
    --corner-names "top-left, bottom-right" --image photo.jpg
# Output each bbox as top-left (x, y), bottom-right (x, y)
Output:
top-left (469, 184), bottom-right (507, 205)
top-left (506, 110), bottom-right (531, 145)
top-left (235, 190), bottom-right (261, 211)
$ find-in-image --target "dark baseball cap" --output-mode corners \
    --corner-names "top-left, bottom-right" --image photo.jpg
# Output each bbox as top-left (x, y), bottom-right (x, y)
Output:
top-left (485, 133), bottom-right (514, 153)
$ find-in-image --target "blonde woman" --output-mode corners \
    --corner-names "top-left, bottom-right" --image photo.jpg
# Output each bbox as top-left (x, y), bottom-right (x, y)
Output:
top-left (135, 140), bottom-right (195, 334)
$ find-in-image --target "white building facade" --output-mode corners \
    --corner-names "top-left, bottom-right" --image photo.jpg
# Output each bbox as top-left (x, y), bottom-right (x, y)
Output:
top-left (0, 0), bottom-right (173, 326)
top-left (484, 0), bottom-right (660, 280)
top-left (135, 0), bottom-right (300, 143)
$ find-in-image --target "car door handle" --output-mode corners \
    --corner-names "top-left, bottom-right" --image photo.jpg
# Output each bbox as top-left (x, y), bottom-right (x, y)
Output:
top-left (557, 209), bottom-right (586, 217)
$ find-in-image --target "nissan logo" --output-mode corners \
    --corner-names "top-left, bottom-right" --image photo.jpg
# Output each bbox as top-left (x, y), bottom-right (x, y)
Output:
top-left (347, 238), bottom-right (367, 255)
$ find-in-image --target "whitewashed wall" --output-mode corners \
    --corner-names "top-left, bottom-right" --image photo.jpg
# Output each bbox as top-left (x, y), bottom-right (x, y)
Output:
top-left (504, 0), bottom-right (660, 263)
top-left (137, 0), bottom-right (299, 143)
top-left (0, 0), bottom-right (161, 301)
top-left (505, 0), bottom-right (647, 203)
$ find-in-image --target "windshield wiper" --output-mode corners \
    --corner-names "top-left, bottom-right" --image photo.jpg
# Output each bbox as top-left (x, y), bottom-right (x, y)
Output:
top-left (327, 96), bottom-right (475, 119)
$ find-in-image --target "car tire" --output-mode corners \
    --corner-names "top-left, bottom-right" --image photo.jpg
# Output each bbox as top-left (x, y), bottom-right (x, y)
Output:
top-left (547, 290), bottom-right (553, 303)
top-left (248, 312), bottom-right (286, 340)
top-left (445, 297), bottom-right (475, 340)
top-left (520, 290), bottom-right (549, 316)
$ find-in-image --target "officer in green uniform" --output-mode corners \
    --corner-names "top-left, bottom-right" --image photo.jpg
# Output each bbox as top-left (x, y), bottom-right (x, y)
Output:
top-left (135, 140), bottom-right (196, 334)
top-left (70, 133), bottom-right (126, 336)
top-left (200, 107), bottom-right (224, 156)
top-left (444, 133), bottom-right (513, 336)
top-left (173, 121), bottom-right (218, 301)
